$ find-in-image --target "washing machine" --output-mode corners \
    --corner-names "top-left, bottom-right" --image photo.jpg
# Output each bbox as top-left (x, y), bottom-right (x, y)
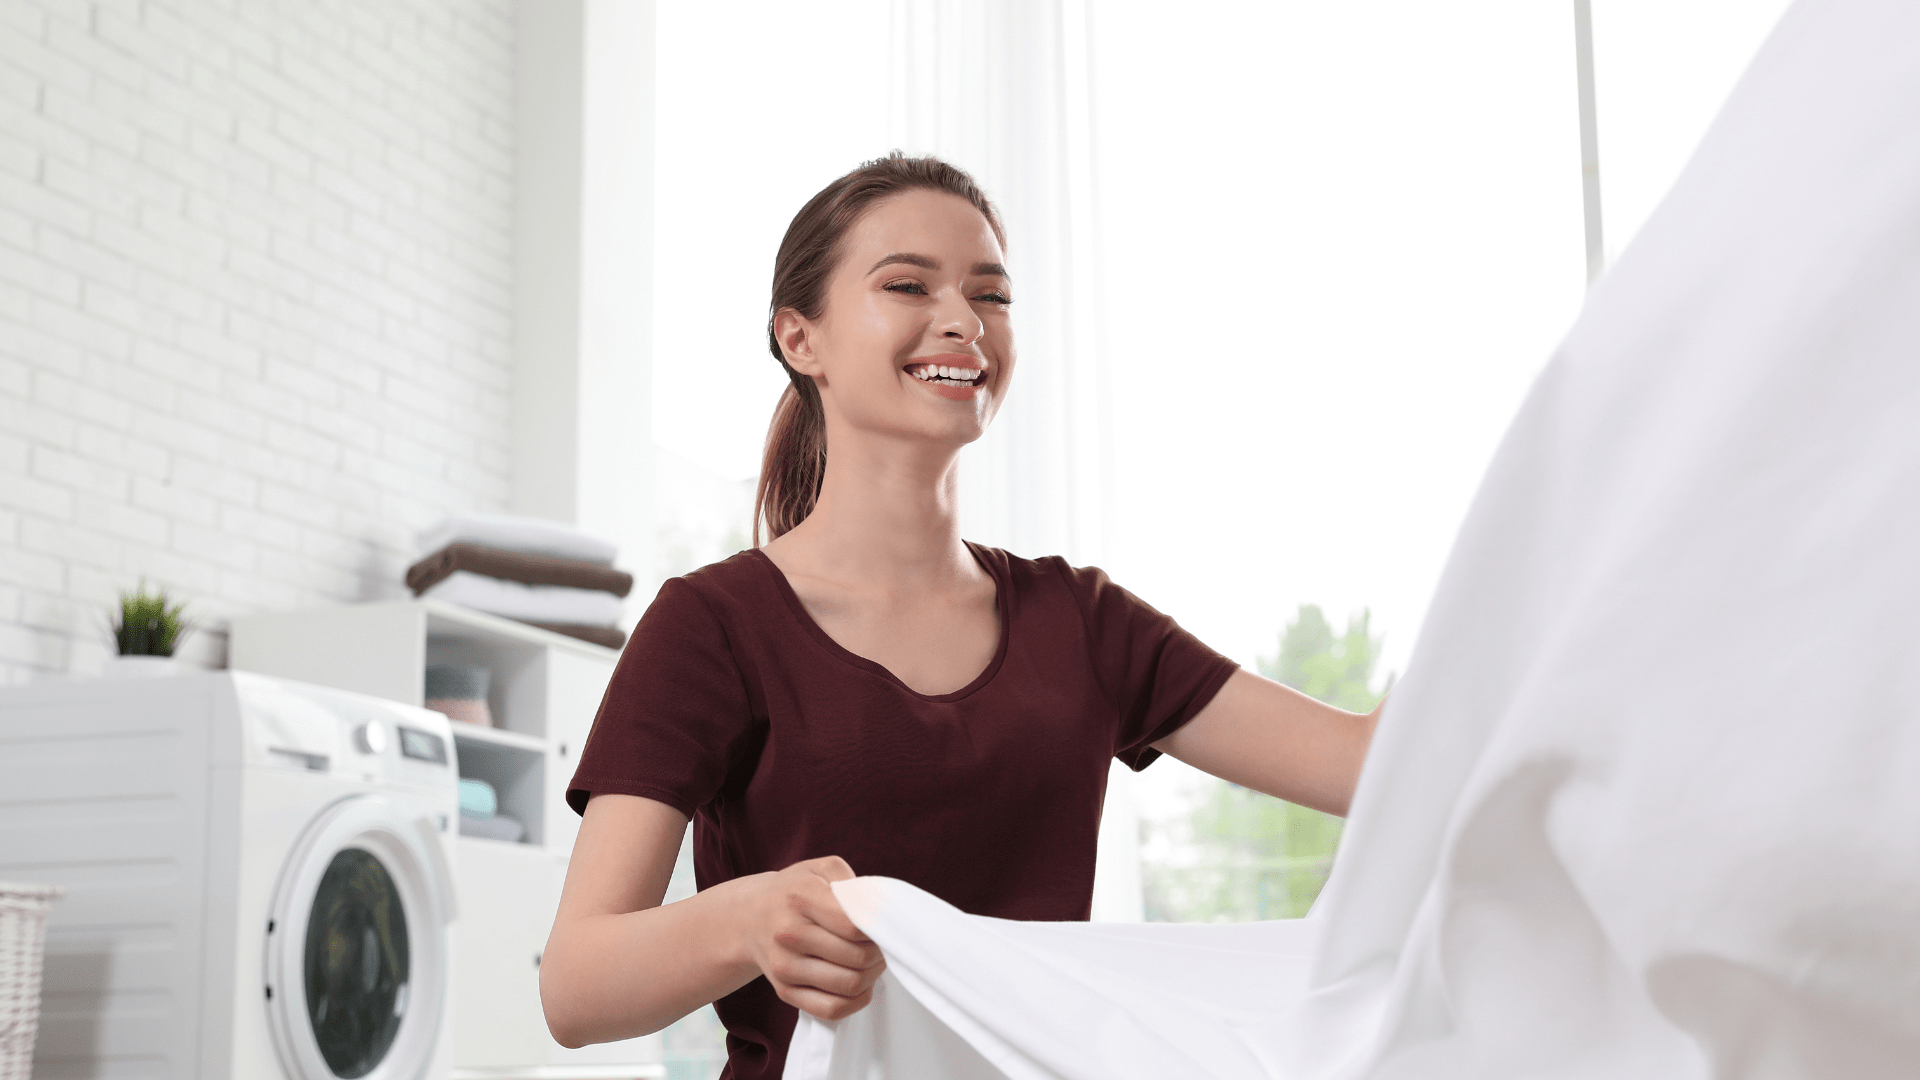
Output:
top-left (0, 671), bottom-right (459, 1079)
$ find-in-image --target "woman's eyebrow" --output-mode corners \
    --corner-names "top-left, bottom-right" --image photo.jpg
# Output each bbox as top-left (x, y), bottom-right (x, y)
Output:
top-left (868, 252), bottom-right (938, 274)
top-left (866, 253), bottom-right (1012, 281)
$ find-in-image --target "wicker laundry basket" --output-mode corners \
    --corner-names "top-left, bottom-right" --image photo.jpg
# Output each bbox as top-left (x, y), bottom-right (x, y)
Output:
top-left (0, 884), bottom-right (63, 1080)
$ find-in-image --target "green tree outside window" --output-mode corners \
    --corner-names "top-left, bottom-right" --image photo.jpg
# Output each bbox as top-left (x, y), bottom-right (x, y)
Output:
top-left (1143, 605), bottom-right (1390, 921)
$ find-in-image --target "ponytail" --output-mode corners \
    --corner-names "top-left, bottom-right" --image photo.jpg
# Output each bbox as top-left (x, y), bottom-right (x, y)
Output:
top-left (752, 152), bottom-right (1005, 545)
top-left (753, 371), bottom-right (827, 546)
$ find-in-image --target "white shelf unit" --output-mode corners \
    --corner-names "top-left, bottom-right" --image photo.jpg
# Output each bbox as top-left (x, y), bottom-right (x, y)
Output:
top-left (230, 599), bottom-right (673, 1080)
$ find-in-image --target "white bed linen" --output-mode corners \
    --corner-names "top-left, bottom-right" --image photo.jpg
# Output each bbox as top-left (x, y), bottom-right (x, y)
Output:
top-left (786, 0), bottom-right (1920, 1076)
top-left (421, 570), bottom-right (625, 627)
top-left (415, 512), bottom-right (618, 564)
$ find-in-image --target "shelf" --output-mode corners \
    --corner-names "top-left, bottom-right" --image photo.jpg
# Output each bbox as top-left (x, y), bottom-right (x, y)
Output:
top-left (450, 723), bottom-right (548, 754)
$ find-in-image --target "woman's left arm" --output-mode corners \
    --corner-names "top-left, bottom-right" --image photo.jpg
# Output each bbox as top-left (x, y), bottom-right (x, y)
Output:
top-left (1152, 669), bottom-right (1381, 816)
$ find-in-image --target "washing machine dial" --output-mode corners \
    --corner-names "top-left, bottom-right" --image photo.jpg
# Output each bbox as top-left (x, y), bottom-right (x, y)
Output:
top-left (355, 719), bottom-right (388, 755)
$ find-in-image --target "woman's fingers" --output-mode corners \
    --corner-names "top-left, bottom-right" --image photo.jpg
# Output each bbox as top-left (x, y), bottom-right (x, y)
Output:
top-left (802, 854), bottom-right (856, 882)
top-left (745, 855), bottom-right (887, 1020)
top-left (778, 982), bottom-right (875, 1023)
top-left (768, 950), bottom-right (883, 999)
top-left (786, 861), bottom-right (869, 943)
top-left (774, 921), bottom-right (883, 973)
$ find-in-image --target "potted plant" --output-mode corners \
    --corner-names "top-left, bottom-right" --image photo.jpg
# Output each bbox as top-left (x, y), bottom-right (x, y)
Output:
top-left (106, 583), bottom-right (192, 677)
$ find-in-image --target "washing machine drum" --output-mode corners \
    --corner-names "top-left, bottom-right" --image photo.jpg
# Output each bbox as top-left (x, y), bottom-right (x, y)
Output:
top-left (267, 795), bottom-right (454, 1080)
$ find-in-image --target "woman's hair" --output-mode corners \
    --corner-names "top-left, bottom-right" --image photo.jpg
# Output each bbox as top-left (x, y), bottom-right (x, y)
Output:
top-left (753, 152), bottom-right (1006, 545)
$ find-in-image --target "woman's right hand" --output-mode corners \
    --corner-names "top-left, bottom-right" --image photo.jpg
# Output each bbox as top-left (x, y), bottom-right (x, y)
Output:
top-left (741, 856), bottom-right (886, 1021)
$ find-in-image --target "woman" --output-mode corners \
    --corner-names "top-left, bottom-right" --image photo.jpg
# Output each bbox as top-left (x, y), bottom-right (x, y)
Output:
top-left (540, 154), bottom-right (1379, 1079)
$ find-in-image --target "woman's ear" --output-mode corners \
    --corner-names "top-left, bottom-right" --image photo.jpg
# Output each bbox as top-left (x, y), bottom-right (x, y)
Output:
top-left (774, 308), bottom-right (825, 378)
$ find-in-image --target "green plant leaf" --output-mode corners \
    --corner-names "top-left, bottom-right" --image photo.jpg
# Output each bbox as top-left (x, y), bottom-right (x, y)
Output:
top-left (112, 580), bottom-right (191, 657)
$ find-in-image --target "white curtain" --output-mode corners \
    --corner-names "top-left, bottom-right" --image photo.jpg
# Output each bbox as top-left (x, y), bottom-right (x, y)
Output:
top-left (888, 0), bottom-right (1138, 922)
top-left (888, 0), bottom-right (1107, 568)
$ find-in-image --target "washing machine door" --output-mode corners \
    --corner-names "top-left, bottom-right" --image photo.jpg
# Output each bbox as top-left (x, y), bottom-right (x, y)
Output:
top-left (266, 794), bottom-right (455, 1080)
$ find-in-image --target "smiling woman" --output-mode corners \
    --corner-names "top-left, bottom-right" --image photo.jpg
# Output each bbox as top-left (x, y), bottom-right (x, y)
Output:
top-left (537, 153), bottom-right (1380, 1080)
top-left (753, 155), bottom-right (1014, 545)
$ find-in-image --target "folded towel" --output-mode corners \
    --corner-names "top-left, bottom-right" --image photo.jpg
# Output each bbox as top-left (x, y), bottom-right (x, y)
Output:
top-left (407, 543), bottom-right (634, 598)
top-left (422, 571), bottom-right (625, 626)
top-left (457, 778), bottom-right (497, 819)
top-left (525, 621), bottom-right (628, 651)
top-left (458, 815), bottom-right (525, 843)
top-left (416, 513), bottom-right (616, 565)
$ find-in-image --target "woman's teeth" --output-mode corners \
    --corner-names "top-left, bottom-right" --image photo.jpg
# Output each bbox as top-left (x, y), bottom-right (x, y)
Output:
top-left (912, 365), bottom-right (983, 385)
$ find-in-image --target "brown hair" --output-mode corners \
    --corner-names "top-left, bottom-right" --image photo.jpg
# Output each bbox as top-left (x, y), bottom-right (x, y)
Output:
top-left (753, 152), bottom-right (1006, 545)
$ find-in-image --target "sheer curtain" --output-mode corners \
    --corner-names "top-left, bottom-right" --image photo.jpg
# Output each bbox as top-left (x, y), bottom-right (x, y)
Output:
top-left (887, 0), bottom-right (1109, 568)
top-left (886, 0), bottom-right (1141, 920)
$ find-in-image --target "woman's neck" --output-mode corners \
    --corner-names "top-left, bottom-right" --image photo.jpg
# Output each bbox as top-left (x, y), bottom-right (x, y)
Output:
top-left (767, 433), bottom-right (975, 591)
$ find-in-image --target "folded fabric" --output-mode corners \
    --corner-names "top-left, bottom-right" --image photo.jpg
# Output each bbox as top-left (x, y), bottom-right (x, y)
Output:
top-left (422, 570), bottom-right (625, 626)
top-left (457, 814), bottom-right (524, 843)
top-left (416, 512), bottom-right (617, 565)
top-left (457, 777), bottom-right (497, 819)
top-left (788, 2), bottom-right (1920, 1077)
top-left (524, 621), bottom-right (628, 651)
top-left (406, 543), bottom-right (634, 598)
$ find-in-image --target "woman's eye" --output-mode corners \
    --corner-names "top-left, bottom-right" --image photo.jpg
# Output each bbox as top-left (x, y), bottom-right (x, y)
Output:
top-left (975, 291), bottom-right (1013, 305)
top-left (883, 280), bottom-right (928, 295)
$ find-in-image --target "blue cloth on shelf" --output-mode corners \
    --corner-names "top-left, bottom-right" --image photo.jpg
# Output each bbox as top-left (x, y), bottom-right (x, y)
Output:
top-left (458, 777), bottom-right (497, 820)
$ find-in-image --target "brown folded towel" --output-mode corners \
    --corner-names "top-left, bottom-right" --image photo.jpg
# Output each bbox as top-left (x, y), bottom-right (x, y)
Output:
top-left (524, 621), bottom-right (627, 651)
top-left (407, 543), bottom-right (634, 598)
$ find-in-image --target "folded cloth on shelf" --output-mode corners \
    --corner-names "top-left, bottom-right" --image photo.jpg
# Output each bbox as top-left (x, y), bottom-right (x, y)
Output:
top-left (416, 512), bottom-right (617, 565)
top-left (525, 621), bottom-right (628, 651)
top-left (787, 2), bottom-right (1920, 1077)
top-left (426, 697), bottom-right (492, 726)
top-left (425, 664), bottom-right (493, 726)
top-left (458, 815), bottom-right (525, 843)
top-left (406, 543), bottom-right (634, 598)
top-left (421, 570), bottom-right (625, 627)
top-left (457, 778), bottom-right (497, 820)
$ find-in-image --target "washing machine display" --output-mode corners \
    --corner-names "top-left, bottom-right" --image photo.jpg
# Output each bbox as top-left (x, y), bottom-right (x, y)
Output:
top-left (306, 847), bottom-right (410, 1077)
top-left (268, 793), bottom-right (453, 1080)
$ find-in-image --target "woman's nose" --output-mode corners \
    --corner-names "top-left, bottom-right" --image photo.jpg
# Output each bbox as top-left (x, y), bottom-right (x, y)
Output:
top-left (935, 289), bottom-right (984, 343)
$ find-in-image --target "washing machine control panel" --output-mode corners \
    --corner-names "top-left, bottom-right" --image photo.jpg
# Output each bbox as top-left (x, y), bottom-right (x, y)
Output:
top-left (229, 673), bottom-right (456, 788)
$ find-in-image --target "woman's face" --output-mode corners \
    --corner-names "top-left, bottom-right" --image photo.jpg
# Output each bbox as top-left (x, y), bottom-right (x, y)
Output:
top-left (778, 189), bottom-right (1016, 451)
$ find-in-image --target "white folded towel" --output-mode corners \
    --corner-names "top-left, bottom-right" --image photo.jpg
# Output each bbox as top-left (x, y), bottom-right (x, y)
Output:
top-left (415, 512), bottom-right (617, 565)
top-left (458, 815), bottom-right (525, 843)
top-left (423, 571), bottom-right (625, 627)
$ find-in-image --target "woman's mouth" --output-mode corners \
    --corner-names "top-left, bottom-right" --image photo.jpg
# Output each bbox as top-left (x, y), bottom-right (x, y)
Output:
top-left (907, 362), bottom-right (986, 388)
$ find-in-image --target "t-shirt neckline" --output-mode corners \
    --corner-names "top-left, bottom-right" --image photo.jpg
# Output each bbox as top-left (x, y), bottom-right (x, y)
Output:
top-left (745, 541), bottom-right (1011, 703)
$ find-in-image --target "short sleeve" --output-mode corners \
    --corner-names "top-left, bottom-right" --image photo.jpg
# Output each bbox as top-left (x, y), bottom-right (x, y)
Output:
top-left (566, 576), bottom-right (760, 819)
top-left (1059, 562), bottom-right (1240, 772)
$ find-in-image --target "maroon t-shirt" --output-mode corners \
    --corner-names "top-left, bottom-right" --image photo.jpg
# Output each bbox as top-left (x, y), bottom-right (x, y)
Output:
top-left (567, 542), bottom-right (1238, 1080)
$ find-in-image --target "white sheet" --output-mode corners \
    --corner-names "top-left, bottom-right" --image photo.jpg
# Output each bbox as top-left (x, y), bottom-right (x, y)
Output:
top-left (414, 512), bottom-right (618, 564)
top-left (786, 0), bottom-right (1920, 1076)
top-left (421, 570), bottom-right (625, 627)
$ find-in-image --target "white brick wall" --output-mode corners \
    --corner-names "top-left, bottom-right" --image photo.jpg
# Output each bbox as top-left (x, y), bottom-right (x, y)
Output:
top-left (0, 0), bottom-right (516, 682)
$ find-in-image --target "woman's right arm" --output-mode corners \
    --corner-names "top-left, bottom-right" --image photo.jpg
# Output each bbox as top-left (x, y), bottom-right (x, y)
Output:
top-left (539, 793), bottom-right (886, 1048)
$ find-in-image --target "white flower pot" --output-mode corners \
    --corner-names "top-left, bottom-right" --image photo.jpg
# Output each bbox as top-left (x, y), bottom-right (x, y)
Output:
top-left (102, 655), bottom-right (181, 678)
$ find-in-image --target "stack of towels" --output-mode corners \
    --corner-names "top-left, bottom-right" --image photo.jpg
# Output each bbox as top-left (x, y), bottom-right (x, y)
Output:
top-left (407, 513), bottom-right (633, 650)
